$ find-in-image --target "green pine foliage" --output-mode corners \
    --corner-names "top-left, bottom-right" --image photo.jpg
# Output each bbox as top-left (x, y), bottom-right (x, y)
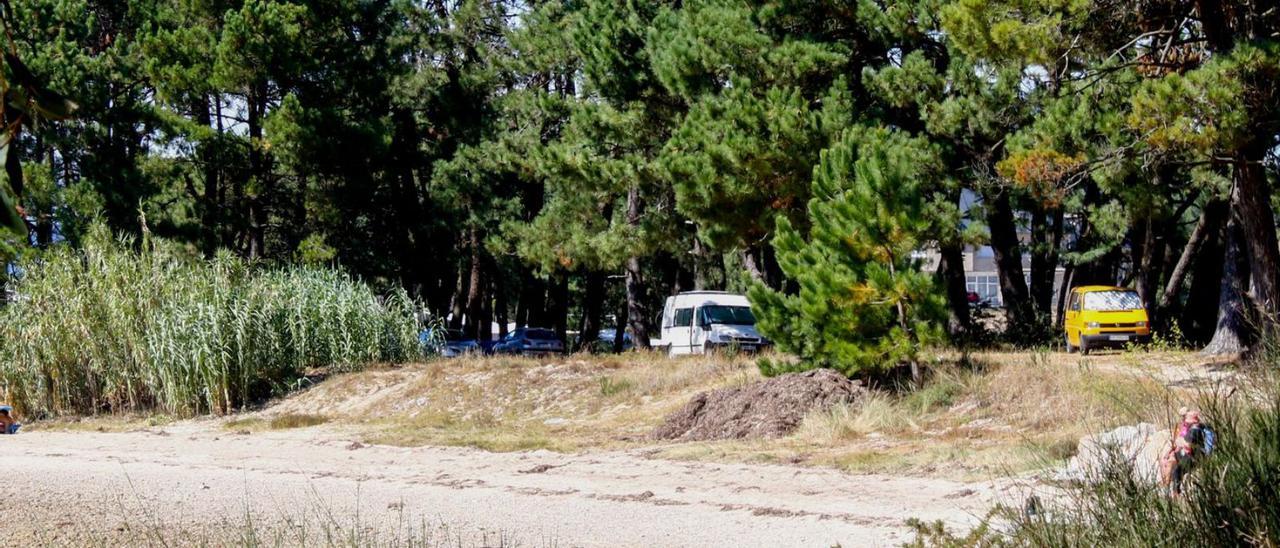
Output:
top-left (0, 228), bottom-right (420, 417)
top-left (749, 128), bottom-right (946, 377)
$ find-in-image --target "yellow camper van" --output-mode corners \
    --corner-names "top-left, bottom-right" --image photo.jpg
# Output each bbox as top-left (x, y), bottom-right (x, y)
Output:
top-left (1063, 286), bottom-right (1151, 355)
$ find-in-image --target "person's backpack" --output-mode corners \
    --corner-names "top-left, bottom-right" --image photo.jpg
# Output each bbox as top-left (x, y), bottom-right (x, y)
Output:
top-left (1201, 426), bottom-right (1216, 456)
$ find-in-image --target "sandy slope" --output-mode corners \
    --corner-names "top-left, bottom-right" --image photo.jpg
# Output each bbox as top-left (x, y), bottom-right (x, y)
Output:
top-left (0, 422), bottom-right (1027, 547)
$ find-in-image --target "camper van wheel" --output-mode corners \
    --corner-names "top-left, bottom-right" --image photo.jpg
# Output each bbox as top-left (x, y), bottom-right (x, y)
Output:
top-left (1079, 339), bottom-right (1091, 356)
top-left (1064, 334), bottom-right (1076, 354)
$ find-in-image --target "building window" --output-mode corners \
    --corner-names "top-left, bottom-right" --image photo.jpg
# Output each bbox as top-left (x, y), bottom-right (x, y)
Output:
top-left (966, 275), bottom-right (1001, 306)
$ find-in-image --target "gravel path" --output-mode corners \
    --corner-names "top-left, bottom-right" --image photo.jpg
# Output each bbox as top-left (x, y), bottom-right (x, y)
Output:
top-left (0, 423), bottom-right (1021, 547)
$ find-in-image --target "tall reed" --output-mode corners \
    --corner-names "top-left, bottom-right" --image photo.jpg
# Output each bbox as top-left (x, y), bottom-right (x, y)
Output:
top-left (0, 230), bottom-right (420, 417)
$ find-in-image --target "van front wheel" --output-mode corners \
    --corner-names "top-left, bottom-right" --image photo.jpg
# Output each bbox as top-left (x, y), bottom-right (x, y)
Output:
top-left (1080, 338), bottom-right (1091, 356)
top-left (1065, 334), bottom-right (1077, 354)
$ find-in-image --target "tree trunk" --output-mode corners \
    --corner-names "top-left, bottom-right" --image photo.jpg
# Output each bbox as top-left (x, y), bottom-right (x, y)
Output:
top-left (495, 281), bottom-right (509, 340)
top-left (613, 287), bottom-right (629, 353)
top-left (464, 226), bottom-right (483, 339)
top-left (448, 261), bottom-right (466, 330)
top-left (1029, 205), bottom-right (1064, 319)
top-left (246, 84), bottom-right (267, 259)
top-left (1134, 213), bottom-right (1168, 313)
top-left (195, 94), bottom-right (220, 257)
top-left (986, 192), bottom-right (1033, 326)
top-left (548, 273), bottom-right (569, 342)
top-left (1203, 212), bottom-right (1250, 355)
top-left (516, 273), bottom-right (546, 329)
top-left (937, 241), bottom-right (971, 336)
top-left (1158, 200), bottom-right (1226, 314)
top-left (477, 276), bottom-right (493, 344)
top-left (1233, 146), bottom-right (1280, 317)
top-left (1183, 218), bottom-right (1227, 344)
top-left (577, 271), bottom-right (605, 351)
top-left (741, 246), bottom-right (767, 286)
top-left (624, 187), bottom-right (651, 349)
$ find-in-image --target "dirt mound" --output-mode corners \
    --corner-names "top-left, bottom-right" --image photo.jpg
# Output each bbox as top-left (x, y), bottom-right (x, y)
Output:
top-left (652, 368), bottom-right (864, 441)
top-left (1055, 422), bottom-right (1171, 483)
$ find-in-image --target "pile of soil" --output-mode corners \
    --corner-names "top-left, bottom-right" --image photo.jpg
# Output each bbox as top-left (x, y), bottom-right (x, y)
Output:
top-left (652, 368), bottom-right (865, 441)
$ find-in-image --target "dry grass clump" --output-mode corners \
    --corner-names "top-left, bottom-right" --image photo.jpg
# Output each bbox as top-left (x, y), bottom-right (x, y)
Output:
top-left (784, 349), bottom-right (1198, 478)
top-left (257, 351), bottom-right (761, 451)
top-left (223, 412), bottom-right (331, 432)
top-left (794, 392), bottom-right (914, 442)
top-left (971, 350), bottom-right (1171, 434)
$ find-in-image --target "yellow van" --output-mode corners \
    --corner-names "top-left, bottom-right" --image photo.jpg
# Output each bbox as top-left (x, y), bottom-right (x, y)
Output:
top-left (1063, 286), bottom-right (1151, 354)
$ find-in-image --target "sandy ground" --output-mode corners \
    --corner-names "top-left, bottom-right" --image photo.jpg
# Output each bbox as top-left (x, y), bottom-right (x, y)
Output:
top-left (0, 421), bottom-right (1030, 547)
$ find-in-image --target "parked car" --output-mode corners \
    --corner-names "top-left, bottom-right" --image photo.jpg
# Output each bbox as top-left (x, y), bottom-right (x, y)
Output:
top-left (594, 328), bottom-right (633, 351)
top-left (650, 291), bottom-right (770, 357)
top-left (1063, 286), bottom-right (1151, 355)
top-left (492, 327), bottom-right (565, 356)
top-left (420, 328), bottom-right (481, 358)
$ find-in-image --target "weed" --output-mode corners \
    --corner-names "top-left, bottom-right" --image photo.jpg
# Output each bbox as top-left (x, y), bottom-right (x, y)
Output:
top-left (598, 376), bottom-right (634, 397)
top-left (0, 229), bottom-right (421, 417)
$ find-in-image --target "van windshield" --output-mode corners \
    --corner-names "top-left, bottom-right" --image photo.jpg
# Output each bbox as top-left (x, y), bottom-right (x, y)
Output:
top-left (1083, 290), bottom-right (1143, 311)
top-left (699, 305), bottom-right (755, 326)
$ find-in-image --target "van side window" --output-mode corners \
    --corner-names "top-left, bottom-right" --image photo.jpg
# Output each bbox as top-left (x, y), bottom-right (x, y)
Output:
top-left (673, 308), bottom-right (693, 327)
top-left (1069, 293), bottom-right (1081, 311)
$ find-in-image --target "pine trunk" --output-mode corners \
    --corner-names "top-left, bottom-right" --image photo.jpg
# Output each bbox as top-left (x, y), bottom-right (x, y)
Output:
top-left (1203, 212), bottom-right (1250, 355)
top-left (1159, 200), bottom-right (1226, 314)
top-left (577, 271), bottom-right (605, 351)
top-left (464, 226), bottom-right (484, 339)
top-left (625, 187), bottom-right (651, 348)
top-left (937, 241), bottom-right (971, 336)
top-left (986, 192), bottom-right (1033, 326)
top-left (1234, 146), bottom-right (1280, 317)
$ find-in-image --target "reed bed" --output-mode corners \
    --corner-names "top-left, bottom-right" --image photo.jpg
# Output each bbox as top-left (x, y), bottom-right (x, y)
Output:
top-left (0, 233), bottom-right (420, 417)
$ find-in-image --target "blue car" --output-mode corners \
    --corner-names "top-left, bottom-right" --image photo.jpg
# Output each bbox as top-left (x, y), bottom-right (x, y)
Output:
top-left (595, 328), bottom-right (634, 351)
top-left (493, 327), bottom-right (565, 356)
top-left (420, 328), bottom-right (481, 358)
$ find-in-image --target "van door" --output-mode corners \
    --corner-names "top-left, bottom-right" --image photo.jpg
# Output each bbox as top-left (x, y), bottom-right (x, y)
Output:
top-left (1064, 291), bottom-right (1081, 344)
top-left (691, 306), bottom-right (708, 353)
top-left (669, 306), bottom-right (695, 355)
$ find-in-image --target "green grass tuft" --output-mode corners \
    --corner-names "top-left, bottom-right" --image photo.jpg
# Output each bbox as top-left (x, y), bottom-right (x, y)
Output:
top-left (0, 229), bottom-right (421, 418)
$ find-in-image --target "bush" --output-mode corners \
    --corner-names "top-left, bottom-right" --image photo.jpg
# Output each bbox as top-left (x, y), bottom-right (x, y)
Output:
top-left (911, 371), bottom-right (1280, 547)
top-left (0, 230), bottom-right (420, 417)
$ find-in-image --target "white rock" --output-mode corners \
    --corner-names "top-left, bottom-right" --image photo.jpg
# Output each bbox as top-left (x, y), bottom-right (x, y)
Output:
top-left (1055, 422), bottom-right (1172, 484)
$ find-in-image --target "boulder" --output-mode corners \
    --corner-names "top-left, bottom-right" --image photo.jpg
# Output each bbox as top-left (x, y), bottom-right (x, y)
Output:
top-left (652, 368), bottom-right (865, 441)
top-left (1056, 422), bottom-right (1172, 484)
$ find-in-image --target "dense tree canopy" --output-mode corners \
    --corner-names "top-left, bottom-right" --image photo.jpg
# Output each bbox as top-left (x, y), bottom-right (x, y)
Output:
top-left (3, 0), bottom-right (1280, 373)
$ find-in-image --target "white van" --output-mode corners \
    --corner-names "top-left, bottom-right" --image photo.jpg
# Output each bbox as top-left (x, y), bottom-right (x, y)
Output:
top-left (651, 291), bottom-right (770, 357)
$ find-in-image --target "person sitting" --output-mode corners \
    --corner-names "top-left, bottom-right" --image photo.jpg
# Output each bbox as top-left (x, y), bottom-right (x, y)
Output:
top-left (1167, 409), bottom-right (1209, 497)
top-left (0, 406), bottom-right (17, 435)
top-left (1160, 407), bottom-right (1194, 488)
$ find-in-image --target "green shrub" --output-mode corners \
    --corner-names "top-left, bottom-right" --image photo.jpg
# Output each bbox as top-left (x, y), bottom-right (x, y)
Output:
top-left (0, 230), bottom-right (420, 417)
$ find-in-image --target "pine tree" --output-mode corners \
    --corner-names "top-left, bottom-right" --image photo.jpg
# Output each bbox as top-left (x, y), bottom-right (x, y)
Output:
top-left (749, 127), bottom-right (945, 382)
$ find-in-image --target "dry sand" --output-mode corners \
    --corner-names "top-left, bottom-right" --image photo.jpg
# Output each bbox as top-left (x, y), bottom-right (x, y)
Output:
top-left (0, 421), bottom-right (1027, 547)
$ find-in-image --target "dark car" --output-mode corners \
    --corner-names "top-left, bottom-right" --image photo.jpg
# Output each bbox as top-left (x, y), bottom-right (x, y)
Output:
top-left (595, 328), bottom-right (633, 351)
top-left (420, 328), bottom-right (481, 358)
top-left (493, 327), bottom-right (565, 356)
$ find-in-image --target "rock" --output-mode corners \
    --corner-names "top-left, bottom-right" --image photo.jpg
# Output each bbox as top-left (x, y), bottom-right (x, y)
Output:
top-left (651, 368), bottom-right (865, 441)
top-left (1055, 422), bottom-right (1172, 484)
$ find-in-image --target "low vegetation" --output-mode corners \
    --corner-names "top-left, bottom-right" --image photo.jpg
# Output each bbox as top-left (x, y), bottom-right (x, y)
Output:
top-left (215, 348), bottom-right (1202, 481)
top-left (0, 231), bottom-right (420, 418)
top-left (908, 359), bottom-right (1277, 547)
